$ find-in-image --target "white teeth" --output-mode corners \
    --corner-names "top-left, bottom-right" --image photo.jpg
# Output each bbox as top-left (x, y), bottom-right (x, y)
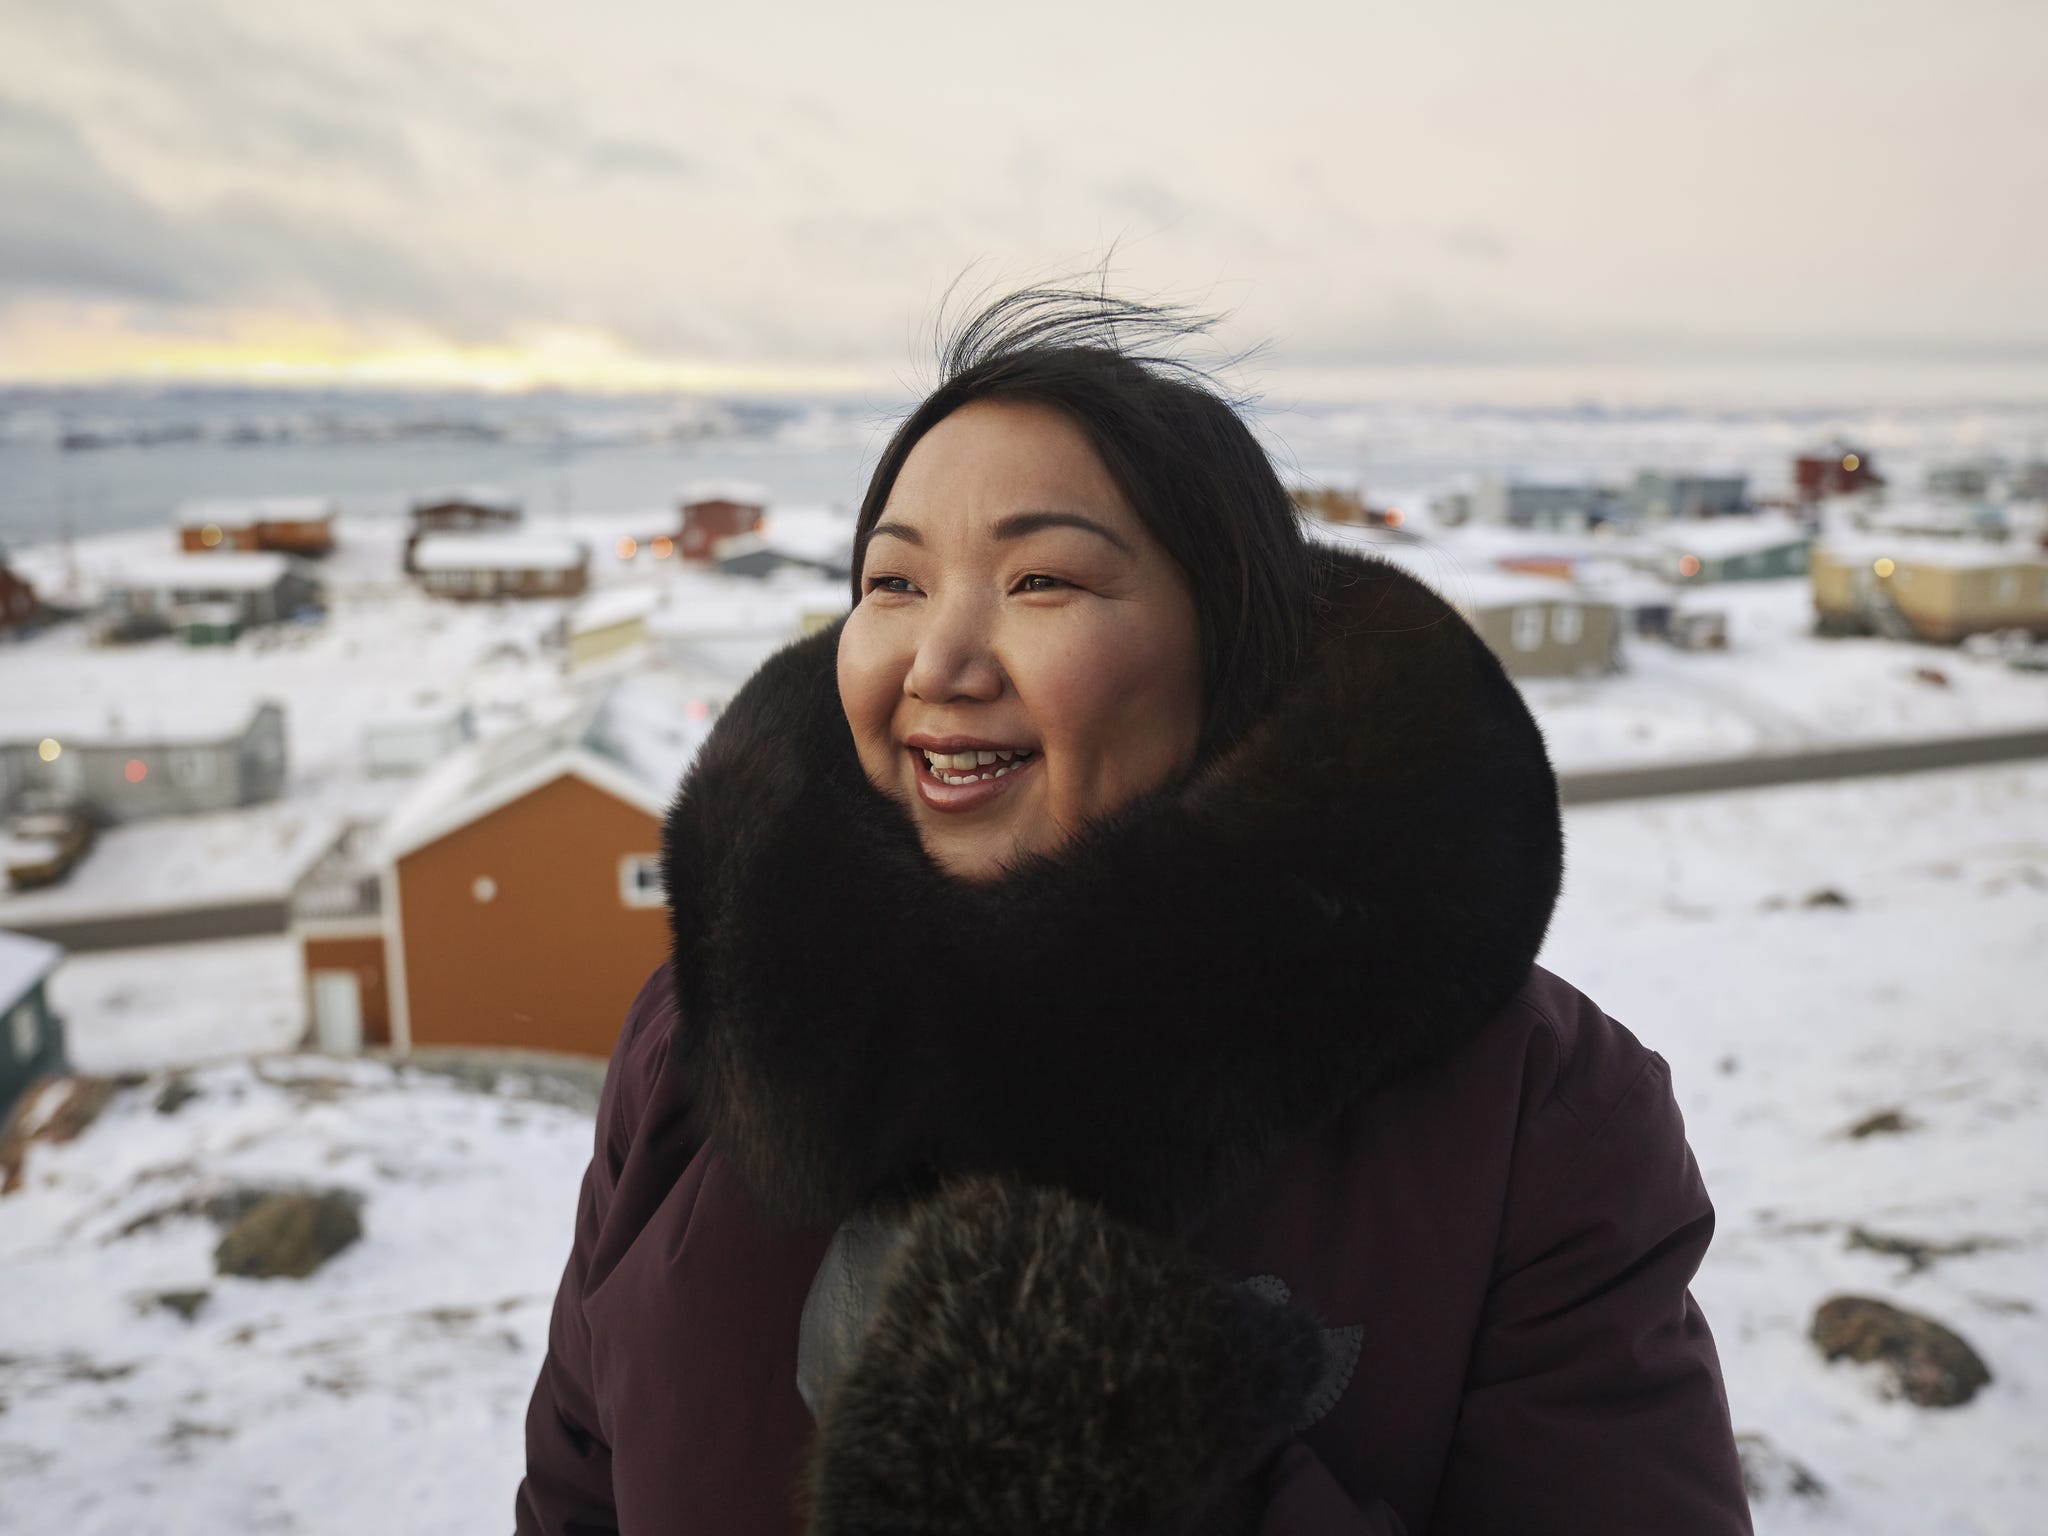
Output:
top-left (922, 747), bottom-right (1033, 776)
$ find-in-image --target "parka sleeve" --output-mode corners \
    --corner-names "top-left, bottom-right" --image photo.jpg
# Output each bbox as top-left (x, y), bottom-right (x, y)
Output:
top-left (1259, 1039), bottom-right (1751, 1534)
top-left (513, 967), bottom-right (674, 1536)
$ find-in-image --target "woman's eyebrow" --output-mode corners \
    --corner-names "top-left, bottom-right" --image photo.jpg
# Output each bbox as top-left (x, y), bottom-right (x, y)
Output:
top-left (990, 510), bottom-right (1131, 554)
top-left (869, 520), bottom-right (923, 546)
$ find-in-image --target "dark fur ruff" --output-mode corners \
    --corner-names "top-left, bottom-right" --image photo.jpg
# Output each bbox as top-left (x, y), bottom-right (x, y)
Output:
top-left (659, 545), bottom-right (1564, 1237)
top-left (799, 1176), bottom-right (1329, 1536)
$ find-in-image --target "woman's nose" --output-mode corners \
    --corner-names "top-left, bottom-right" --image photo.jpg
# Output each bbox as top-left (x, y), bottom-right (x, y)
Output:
top-left (904, 598), bottom-right (1005, 703)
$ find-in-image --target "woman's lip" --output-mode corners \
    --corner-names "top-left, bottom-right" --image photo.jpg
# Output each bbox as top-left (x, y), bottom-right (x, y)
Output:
top-left (909, 745), bottom-right (1039, 813)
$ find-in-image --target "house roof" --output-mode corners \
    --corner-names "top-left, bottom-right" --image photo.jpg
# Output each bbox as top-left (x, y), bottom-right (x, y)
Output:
top-left (1817, 533), bottom-right (2048, 572)
top-left (104, 551), bottom-right (296, 592)
top-left (679, 478), bottom-right (770, 508)
top-left (568, 585), bottom-right (664, 635)
top-left (409, 485), bottom-right (522, 514)
top-left (1652, 514), bottom-right (1811, 560)
top-left (174, 497), bottom-right (336, 529)
top-left (410, 534), bottom-right (587, 573)
top-left (0, 802), bottom-right (340, 926)
top-left (0, 928), bottom-right (64, 1008)
top-left (755, 506), bottom-right (857, 568)
top-left (0, 697), bottom-right (272, 750)
top-left (374, 669), bottom-right (718, 863)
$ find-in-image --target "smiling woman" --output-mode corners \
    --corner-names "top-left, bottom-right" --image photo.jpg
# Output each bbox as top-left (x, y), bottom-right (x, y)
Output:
top-left (515, 288), bottom-right (1753, 1536)
top-left (837, 397), bottom-right (1205, 877)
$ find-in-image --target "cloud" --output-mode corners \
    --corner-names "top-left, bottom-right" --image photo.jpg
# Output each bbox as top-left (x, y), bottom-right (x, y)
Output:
top-left (0, 94), bottom-right (530, 336)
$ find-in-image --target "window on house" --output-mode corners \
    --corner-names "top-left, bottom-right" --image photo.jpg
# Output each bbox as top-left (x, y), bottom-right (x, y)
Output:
top-left (9, 1002), bottom-right (36, 1062)
top-left (619, 853), bottom-right (666, 909)
top-left (1996, 571), bottom-right (2018, 604)
top-left (1551, 604), bottom-right (1584, 645)
top-left (1511, 606), bottom-right (1545, 651)
top-left (169, 748), bottom-right (216, 787)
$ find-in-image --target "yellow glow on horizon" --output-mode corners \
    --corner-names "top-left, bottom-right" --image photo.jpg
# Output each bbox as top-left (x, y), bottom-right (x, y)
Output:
top-left (0, 306), bottom-right (881, 395)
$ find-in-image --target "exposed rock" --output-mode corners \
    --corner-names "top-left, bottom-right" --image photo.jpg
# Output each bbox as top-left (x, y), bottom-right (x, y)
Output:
top-left (113, 1182), bottom-right (294, 1241)
top-left (1735, 1431), bottom-right (1826, 1504)
top-left (1846, 1225), bottom-right (2011, 1275)
top-left (153, 1075), bottom-right (201, 1116)
top-left (213, 1190), bottom-right (363, 1280)
top-left (152, 1289), bottom-right (211, 1322)
top-left (2, 1076), bottom-right (137, 1194)
top-left (1803, 887), bottom-right (1853, 908)
top-left (1845, 1107), bottom-right (1917, 1139)
top-left (1811, 1295), bottom-right (1992, 1407)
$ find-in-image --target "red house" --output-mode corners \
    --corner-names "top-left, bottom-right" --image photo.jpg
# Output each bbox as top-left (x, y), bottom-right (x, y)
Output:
top-left (0, 556), bottom-right (38, 632)
top-left (677, 480), bottom-right (768, 563)
top-left (1794, 446), bottom-right (1884, 503)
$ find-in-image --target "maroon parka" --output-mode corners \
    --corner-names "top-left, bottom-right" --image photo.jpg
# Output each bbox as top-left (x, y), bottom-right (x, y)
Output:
top-left (514, 958), bottom-right (1750, 1535)
top-left (516, 550), bottom-right (1751, 1534)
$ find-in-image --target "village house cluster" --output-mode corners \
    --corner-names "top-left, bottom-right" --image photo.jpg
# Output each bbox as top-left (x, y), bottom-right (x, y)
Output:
top-left (3, 439), bottom-right (2047, 1104)
top-left (1301, 445), bottom-right (2048, 679)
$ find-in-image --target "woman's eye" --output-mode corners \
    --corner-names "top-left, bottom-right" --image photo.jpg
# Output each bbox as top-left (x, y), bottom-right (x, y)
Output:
top-left (1018, 574), bottom-right (1067, 593)
top-left (865, 576), bottom-right (918, 596)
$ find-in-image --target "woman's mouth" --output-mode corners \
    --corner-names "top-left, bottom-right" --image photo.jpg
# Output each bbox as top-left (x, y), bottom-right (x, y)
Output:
top-left (909, 745), bottom-right (1039, 811)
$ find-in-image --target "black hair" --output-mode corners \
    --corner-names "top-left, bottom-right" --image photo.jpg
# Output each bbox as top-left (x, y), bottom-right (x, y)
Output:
top-left (851, 285), bottom-right (1315, 762)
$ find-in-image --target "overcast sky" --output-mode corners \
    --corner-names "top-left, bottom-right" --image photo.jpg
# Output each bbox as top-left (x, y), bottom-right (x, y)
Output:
top-left (1, 0), bottom-right (2042, 393)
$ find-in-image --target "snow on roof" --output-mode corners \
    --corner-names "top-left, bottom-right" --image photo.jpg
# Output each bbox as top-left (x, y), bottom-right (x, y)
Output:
top-left (1347, 541), bottom-right (1599, 611)
top-left (0, 927), bottom-right (64, 1006)
top-left (680, 478), bottom-right (770, 507)
top-left (374, 667), bottom-right (717, 863)
top-left (568, 585), bottom-right (664, 635)
top-left (645, 571), bottom-right (847, 638)
top-left (374, 693), bottom-right (608, 861)
top-left (0, 803), bottom-right (341, 926)
top-left (1817, 533), bottom-right (2048, 572)
top-left (174, 497), bottom-right (336, 528)
top-left (582, 670), bottom-right (720, 793)
top-left (756, 506), bottom-right (857, 568)
top-left (103, 551), bottom-right (296, 592)
top-left (1652, 514), bottom-right (1812, 560)
top-left (410, 534), bottom-right (586, 573)
top-left (0, 695), bottom-right (271, 748)
top-left (409, 485), bottom-right (521, 514)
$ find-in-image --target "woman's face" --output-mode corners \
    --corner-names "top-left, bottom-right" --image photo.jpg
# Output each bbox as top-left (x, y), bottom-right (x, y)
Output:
top-left (836, 398), bottom-right (1203, 880)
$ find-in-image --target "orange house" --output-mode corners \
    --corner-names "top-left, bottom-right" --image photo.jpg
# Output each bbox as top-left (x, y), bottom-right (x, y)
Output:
top-left (177, 498), bottom-right (337, 556)
top-left (294, 672), bottom-right (716, 1057)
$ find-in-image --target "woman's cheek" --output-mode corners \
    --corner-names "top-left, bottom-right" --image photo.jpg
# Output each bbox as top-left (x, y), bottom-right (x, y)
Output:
top-left (836, 610), bottom-right (901, 771)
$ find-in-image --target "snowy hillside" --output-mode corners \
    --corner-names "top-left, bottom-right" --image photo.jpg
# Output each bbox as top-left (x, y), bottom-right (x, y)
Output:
top-left (3, 761), bottom-right (2043, 1534)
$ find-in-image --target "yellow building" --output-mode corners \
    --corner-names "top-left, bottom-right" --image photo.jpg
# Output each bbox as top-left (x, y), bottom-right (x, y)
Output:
top-left (1812, 536), bottom-right (2048, 643)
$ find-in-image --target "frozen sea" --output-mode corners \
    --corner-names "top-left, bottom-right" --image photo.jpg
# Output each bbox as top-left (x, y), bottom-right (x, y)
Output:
top-left (6, 380), bottom-right (2048, 550)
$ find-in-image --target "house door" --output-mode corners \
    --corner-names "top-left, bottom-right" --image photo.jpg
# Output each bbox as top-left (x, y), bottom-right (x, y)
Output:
top-left (311, 970), bottom-right (364, 1053)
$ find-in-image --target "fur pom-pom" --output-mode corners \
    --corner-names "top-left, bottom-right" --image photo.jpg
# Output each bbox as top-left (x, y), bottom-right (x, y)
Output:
top-left (802, 1176), bottom-right (1327, 1536)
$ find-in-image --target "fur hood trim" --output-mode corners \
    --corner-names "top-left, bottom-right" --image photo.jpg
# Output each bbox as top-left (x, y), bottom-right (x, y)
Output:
top-left (660, 546), bottom-right (1563, 1235)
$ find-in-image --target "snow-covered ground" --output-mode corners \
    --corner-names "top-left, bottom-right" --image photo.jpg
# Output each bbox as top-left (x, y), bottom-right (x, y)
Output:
top-left (2, 430), bottom-right (2045, 1531)
top-left (0, 1055), bottom-right (591, 1534)
top-left (3, 760), bottom-right (2043, 1533)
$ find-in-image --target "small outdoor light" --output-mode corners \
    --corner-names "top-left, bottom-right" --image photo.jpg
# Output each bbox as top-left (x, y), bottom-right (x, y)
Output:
top-left (38, 738), bottom-right (61, 761)
top-left (125, 759), bottom-right (148, 783)
top-left (616, 536), bottom-right (639, 560)
top-left (1842, 454), bottom-right (1860, 473)
top-left (1872, 557), bottom-right (1896, 578)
